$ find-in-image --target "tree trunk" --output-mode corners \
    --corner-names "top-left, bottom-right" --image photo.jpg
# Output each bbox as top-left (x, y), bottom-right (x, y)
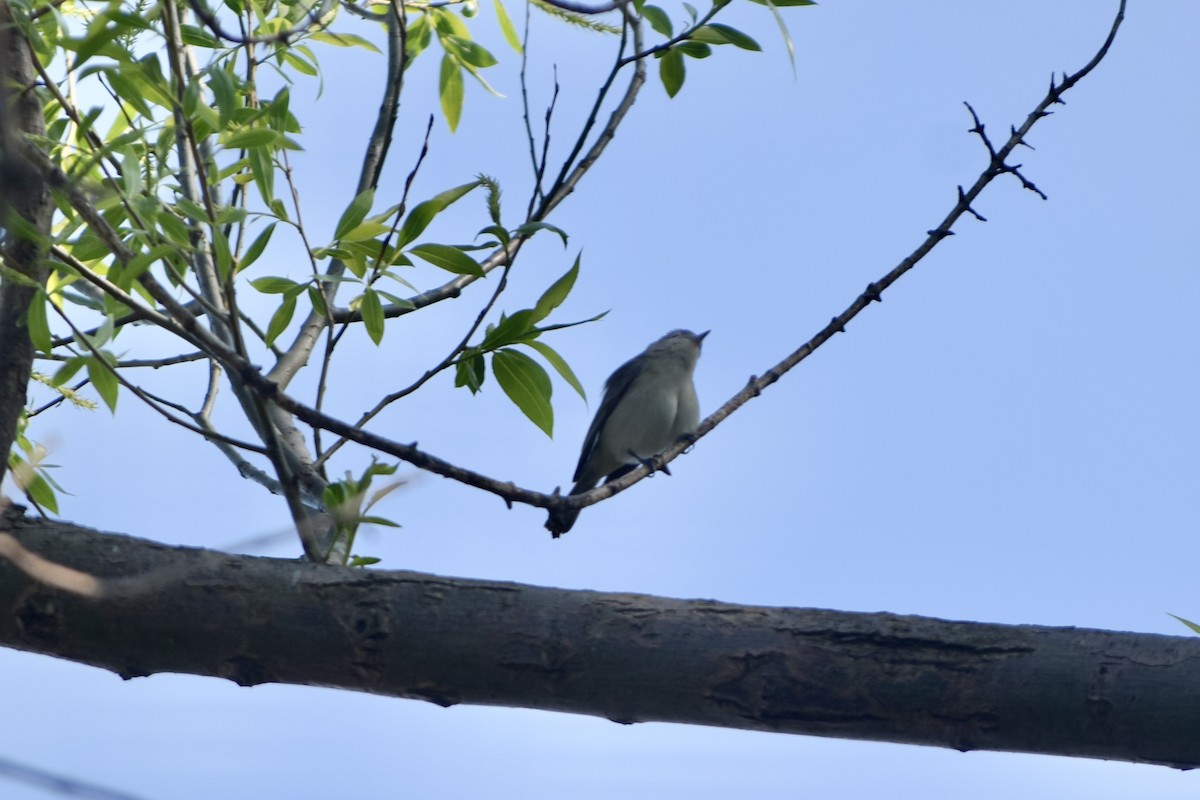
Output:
top-left (0, 1), bottom-right (53, 487)
top-left (2, 508), bottom-right (1198, 769)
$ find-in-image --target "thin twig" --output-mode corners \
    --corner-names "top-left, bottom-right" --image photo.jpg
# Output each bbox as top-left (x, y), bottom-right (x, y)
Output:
top-left (314, 259), bottom-right (515, 469)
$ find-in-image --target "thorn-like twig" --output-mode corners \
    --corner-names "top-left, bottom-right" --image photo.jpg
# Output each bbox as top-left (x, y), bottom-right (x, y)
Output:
top-left (958, 186), bottom-right (987, 222)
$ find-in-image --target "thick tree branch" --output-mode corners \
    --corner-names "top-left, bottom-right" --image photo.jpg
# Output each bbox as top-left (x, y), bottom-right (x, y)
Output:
top-left (2, 513), bottom-right (1198, 769)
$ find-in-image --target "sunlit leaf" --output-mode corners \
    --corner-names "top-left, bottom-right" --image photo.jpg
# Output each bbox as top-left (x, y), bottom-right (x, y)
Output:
top-left (397, 181), bottom-right (483, 248)
top-left (446, 35), bottom-right (498, 68)
top-left (439, 53), bottom-right (464, 132)
top-left (335, 188), bottom-right (375, 240)
top-left (494, 0), bottom-right (522, 53)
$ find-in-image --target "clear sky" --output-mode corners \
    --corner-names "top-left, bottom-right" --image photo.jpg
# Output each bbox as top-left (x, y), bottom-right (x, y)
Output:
top-left (4, 1), bottom-right (1200, 798)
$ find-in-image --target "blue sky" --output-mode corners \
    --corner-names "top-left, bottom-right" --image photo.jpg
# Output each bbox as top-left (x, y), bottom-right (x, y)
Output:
top-left (4, 1), bottom-right (1200, 797)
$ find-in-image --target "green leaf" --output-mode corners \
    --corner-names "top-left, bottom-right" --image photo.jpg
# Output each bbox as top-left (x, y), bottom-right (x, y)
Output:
top-left (446, 35), bottom-right (498, 68)
top-left (25, 290), bottom-right (52, 354)
top-left (526, 340), bottom-right (586, 400)
top-left (23, 469), bottom-right (60, 514)
top-left (660, 47), bottom-right (686, 97)
top-left (281, 50), bottom-right (319, 77)
top-left (104, 70), bottom-right (151, 117)
top-left (494, 0), bottom-right (523, 53)
top-left (691, 23), bottom-right (761, 50)
top-left (478, 224), bottom-right (510, 247)
top-left (511, 220), bottom-right (568, 246)
top-left (760, 0), bottom-right (797, 76)
top-left (179, 23), bottom-right (220, 48)
top-left (251, 276), bottom-right (299, 293)
top-left (340, 221), bottom-right (392, 242)
top-left (531, 254), bottom-right (579, 323)
top-left (396, 180), bottom-right (483, 248)
top-left (335, 188), bottom-right (375, 240)
top-left (641, 5), bottom-right (672, 36)
top-left (248, 144), bottom-right (275, 204)
top-left (207, 67), bottom-right (238, 125)
top-left (482, 309), bottom-right (535, 349)
top-left (439, 53), bottom-right (464, 132)
top-left (308, 285), bottom-right (329, 317)
top-left (156, 211), bottom-right (192, 249)
top-left (53, 356), bottom-right (87, 387)
top-left (265, 294), bottom-right (297, 346)
top-left (212, 227), bottom-right (233, 281)
top-left (675, 41), bottom-right (712, 59)
top-left (86, 355), bottom-right (118, 412)
top-left (1168, 613), bottom-right (1200, 636)
top-left (409, 243), bottom-right (484, 276)
top-left (360, 288), bottom-right (385, 344)
top-left (493, 348), bottom-right (553, 436)
top-left (455, 352), bottom-right (486, 393)
top-left (116, 243), bottom-right (176, 286)
top-left (373, 289), bottom-right (416, 309)
top-left (90, 314), bottom-right (115, 348)
top-left (432, 6), bottom-right (471, 37)
top-left (223, 128), bottom-right (281, 149)
top-left (73, 23), bottom-right (123, 68)
top-left (310, 31), bottom-right (382, 53)
top-left (240, 223), bottom-right (276, 271)
top-left (406, 13), bottom-right (433, 60)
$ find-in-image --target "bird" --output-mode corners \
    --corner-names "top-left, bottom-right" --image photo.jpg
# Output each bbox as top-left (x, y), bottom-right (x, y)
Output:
top-left (545, 329), bottom-right (707, 537)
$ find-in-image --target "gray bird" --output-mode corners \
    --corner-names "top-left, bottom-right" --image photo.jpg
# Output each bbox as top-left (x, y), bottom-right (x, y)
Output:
top-left (546, 329), bottom-right (707, 537)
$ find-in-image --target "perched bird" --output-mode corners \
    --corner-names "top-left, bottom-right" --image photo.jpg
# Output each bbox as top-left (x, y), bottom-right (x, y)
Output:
top-left (546, 329), bottom-right (708, 537)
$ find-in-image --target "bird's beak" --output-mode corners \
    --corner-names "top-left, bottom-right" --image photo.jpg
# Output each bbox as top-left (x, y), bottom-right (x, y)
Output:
top-left (695, 330), bottom-right (710, 344)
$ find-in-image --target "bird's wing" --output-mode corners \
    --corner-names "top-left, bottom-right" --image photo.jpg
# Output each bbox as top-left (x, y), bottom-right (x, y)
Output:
top-left (572, 356), bottom-right (641, 484)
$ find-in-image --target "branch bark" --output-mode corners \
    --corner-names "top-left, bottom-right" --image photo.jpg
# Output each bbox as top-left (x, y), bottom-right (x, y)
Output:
top-left (0, 0), bottom-right (53, 487)
top-left (2, 510), bottom-right (1197, 770)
